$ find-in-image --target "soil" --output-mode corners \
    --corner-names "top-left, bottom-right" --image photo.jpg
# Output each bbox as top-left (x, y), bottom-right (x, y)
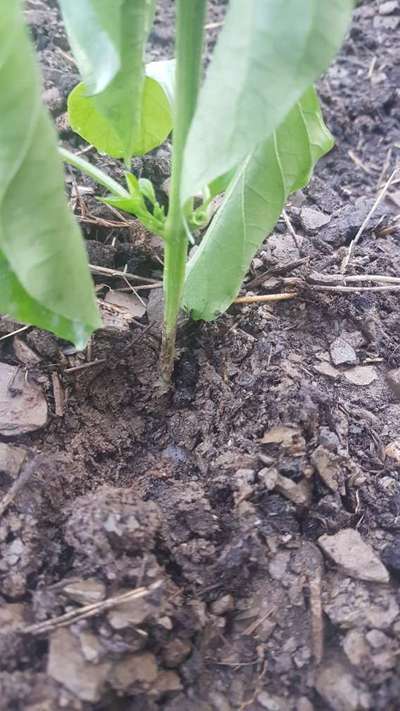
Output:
top-left (1, 1), bottom-right (400, 709)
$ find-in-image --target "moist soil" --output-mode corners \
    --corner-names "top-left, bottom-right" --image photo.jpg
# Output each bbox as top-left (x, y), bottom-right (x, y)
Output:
top-left (1, 1), bottom-right (400, 709)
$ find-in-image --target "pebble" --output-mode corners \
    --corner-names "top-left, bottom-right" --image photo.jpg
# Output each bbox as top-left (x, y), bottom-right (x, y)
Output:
top-left (48, 628), bottom-right (111, 702)
top-left (344, 365), bottom-right (377, 386)
top-left (107, 594), bottom-right (155, 630)
top-left (62, 578), bottom-right (106, 605)
top-left (330, 337), bottom-right (357, 366)
top-left (154, 670), bottom-right (182, 694)
top-left (269, 551), bottom-right (291, 580)
top-left (314, 362), bottom-right (340, 380)
top-left (210, 594), bottom-right (235, 616)
top-left (257, 692), bottom-right (287, 711)
top-left (276, 475), bottom-right (312, 507)
top-left (162, 638), bottom-right (192, 668)
top-left (318, 529), bottom-right (389, 583)
top-left (258, 466), bottom-right (279, 491)
top-left (104, 290), bottom-right (147, 319)
top-left (366, 629), bottom-right (390, 649)
top-left (382, 538), bottom-right (400, 573)
top-left (384, 439), bottom-right (400, 463)
top-left (300, 207), bottom-right (331, 233)
top-left (386, 368), bottom-right (400, 398)
top-left (343, 629), bottom-right (369, 667)
top-left (0, 603), bottom-right (26, 631)
top-left (311, 445), bottom-right (344, 493)
top-left (379, 0), bottom-right (398, 14)
top-left (373, 15), bottom-right (400, 29)
top-left (315, 659), bottom-right (368, 711)
top-left (0, 442), bottom-right (27, 479)
top-left (324, 577), bottom-right (399, 630)
top-left (13, 337), bottom-right (41, 367)
top-left (0, 362), bottom-right (48, 435)
top-left (110, 652), bottom-right (158, 692)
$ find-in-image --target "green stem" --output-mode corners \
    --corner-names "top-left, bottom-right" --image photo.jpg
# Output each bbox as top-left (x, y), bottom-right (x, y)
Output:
top-left (59, 147), bottom-right (129, 198)
top-left (160, 0), bottom-right (207, 385)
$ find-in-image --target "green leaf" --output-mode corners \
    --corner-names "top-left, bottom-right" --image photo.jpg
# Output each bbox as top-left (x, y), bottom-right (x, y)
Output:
top-left (183, 89), bottom-right (333, 320)
top-left (62, 0), bottom-right (156, 160)
top-left (181, 0), bottom-right (353, 202)
top-left (208, 168), bottom-right (237, 199)
top-left (57, 0), bottom-right (123, 94)
top-left (146, 59), bottom-right (176, 108)
top-left (68, 74), bottom-right (173, 158)
top-left (0, 1), bottom-right (100, 347)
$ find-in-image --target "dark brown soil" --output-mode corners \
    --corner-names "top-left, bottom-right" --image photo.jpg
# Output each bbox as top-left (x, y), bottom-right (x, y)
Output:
top-left (1, 1), bottom-right (400, 709)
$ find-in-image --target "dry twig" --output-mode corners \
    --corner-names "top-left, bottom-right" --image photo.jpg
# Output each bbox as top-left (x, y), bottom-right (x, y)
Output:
top-left (234, 292), bottom-right (298, 305)
top-left (341, 166), bottom-right (399, 273)
top-left (17, 582), bottom-right (162, 636)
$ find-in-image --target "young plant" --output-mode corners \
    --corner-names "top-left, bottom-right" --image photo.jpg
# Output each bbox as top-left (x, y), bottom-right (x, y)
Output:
top-left (59, 0), bottom-right (354, 384)
top-left (0, 0), bottom-right (355, 383)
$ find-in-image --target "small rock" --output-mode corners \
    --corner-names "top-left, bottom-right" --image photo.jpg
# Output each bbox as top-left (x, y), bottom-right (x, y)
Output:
top-left (62, 578), bottom-right (106, 605)
top-left (344, 366), bottom-right (377, 386)
top-left (98, 301), bottom-right (131, 334)
top-left (366, 629), bottom-right (389, 649)
top-left (315, 659), bottom-right (365, 711)
top-left (79, 631), bottom-right (103, 663)
top-left (110, 652), bottom-right (158, 692)
top-left (386, 368), bottom-right (400, 398)
top-left (343, 629), bottom-right (368, 667)
top-left (234, 469), bottom-right (255, 486)
top-left (211, 594), bottom-right (235, 616)
top-left (269, 232), bottom-right (300, 260)
top-left (13, 337), bottom-right (41, 367)
top-left (104, 290), bottom-right (147, 319)
top-left (296, 698), bottom-right (314, 711)
top-left (314, 362), bottom-right (340, 380)
top-left (382, 539), bottom-right (400, 573)
top-left (0, 442), bottom-right (27, 479)
top-left (257, 691), bottom-right (288, 711)
top-left (0, 603), bottom-right (26, 631)
top-left (0, 362), bottom-right (48, 435)
top-left (319, 428), bottom-right (340, 452)
top-left (262, 425), bottom-right (305, 454)
top-left (162, 638), bottom-right (192, 668)
top-left (48, 628), bottom-right (111, 702)
top-left (152, 670), bottom-right (182, 695)
top-left (262, 425), bottom-right (300, 445)
top-left (373, 14), bottom-right (400, 29)
top-left (330, 337), bottom-right (357, 366)
top-left (324, 576), bottom-right (399, 630)
top-left (269, 551), bottom-right (291, 580)
top-left (318, 529), bottom-right (389, 583)
top-left (300, 207), bottom-right (331, 233)
top-left (311, 445), bottom-right (344, 493)
top-left (379, 1), bottom-right (398, 15)
top-left (276, 475), bottom-right (312, 507)
top-left (384, 439), bottom-right (400, 463)
top-left (42, 85), bottom-right (64, 114)
top-left (258, 467), bottom-right (279, 491)
top-left (107, 593), bottom-right (157, 629)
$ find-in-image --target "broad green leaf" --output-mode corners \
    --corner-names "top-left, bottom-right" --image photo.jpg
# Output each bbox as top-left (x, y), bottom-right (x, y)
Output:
top-left (181, 0), bottom-right (353, 202)
top-left (68, 73), bottom-right (172, 158)
top-left (146, 59), bottom-right (176, 108)
top-left (0, 1), bottom-right (100, 347)
top-left (57, 0), bottom-right (123, 94)
top-left (62, 0), bottom-right (156, 160)
top-left (183, 89), bottom-right (333, 321)
top-left (208, 168), bottom-right (236, 199)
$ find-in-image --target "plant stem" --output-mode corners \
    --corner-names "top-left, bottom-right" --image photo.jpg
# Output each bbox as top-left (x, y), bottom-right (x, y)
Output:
top-left (59, 147), bottom-right (129, 197)
top-left (160, 0), bottom-right (207, 385)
